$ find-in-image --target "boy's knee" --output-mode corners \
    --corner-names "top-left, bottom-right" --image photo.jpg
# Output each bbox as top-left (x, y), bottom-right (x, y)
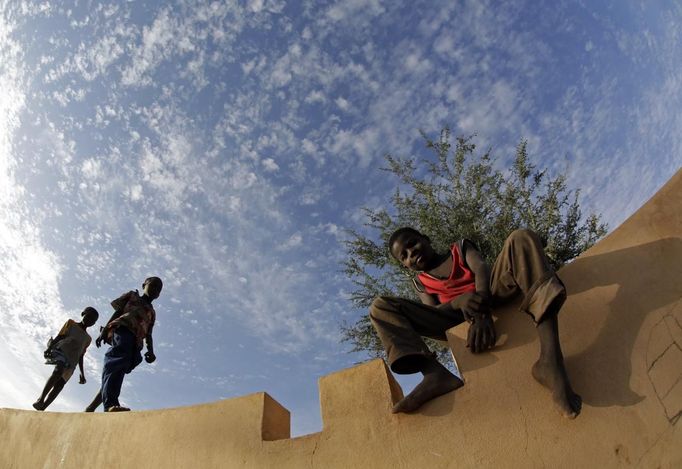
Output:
top-left (369, 296), bottom-right (394, 320)
top-left (507, 228), bottom-right (541, 246)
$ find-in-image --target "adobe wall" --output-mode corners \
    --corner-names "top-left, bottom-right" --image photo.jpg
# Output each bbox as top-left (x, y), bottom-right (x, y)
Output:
top-left (1, 170), bottom-right (680, 468)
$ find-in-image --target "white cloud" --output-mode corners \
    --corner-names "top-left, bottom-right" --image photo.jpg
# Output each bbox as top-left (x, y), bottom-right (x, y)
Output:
top-left (280, 233), bottom-right (302, 250)
top-left (262, 158), bottom-right (279, 171)
top-left (121, 9), bottom-right (176, 86)
top-left (305, 90), bottom-right (326, 104)
top-left (335, 96), bottom-right (350, 111)
top-left (0, 32), bottom-right (75, 406)
top-left (326, 0), bottom-right (385, 23)
top-left (81, 158), bottom-right (101, 180)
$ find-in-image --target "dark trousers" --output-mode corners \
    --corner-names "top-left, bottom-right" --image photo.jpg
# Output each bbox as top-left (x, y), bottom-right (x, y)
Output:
top-left (369, 229), bottom-right (566, 374)
top-left (101, 327), bottom-right (141, 410)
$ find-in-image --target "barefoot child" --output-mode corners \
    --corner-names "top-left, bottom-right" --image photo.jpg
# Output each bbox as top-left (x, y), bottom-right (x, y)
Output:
top-left (96, 276), bottom-right (162, 412)
top-left (370, 228), bottom-right (582, 418)
top-left (33, 307), bottom-right (99, 411)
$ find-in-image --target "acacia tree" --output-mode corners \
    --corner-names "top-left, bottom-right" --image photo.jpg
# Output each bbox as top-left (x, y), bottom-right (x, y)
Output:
top-left (341, 128), bottom-right (608, 363)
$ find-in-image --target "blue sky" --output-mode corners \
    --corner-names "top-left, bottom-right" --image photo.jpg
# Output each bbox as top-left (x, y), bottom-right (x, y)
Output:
top-left (0, 0), bottom-right (680, 436)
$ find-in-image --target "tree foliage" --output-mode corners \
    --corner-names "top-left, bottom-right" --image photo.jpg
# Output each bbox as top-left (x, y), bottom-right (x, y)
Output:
top-left (341, 128), bottom-right (608, 363)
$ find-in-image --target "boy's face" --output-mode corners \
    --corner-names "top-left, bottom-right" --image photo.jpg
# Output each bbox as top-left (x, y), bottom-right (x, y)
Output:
top-left (82, 310), bottom-right (98, 327)
top-left (143, 279), bottom-right (163, 300)
top-left (391, 232), bottom-right (435, 271)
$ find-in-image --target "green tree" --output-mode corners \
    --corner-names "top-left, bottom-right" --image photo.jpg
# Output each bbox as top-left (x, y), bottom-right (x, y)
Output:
top-left (341, 128), bottom-right (608, 364)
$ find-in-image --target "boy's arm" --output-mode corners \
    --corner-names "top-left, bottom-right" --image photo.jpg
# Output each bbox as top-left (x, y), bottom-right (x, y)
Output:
top-left (417, 290), bottom-right (440, 306)
top-left (144, 324), bottom-right (156, 363)
top-left (104, 291), bottom-right (133, 326)
top-left (95, 312), bottom-right (123, 347)
top-left (464, 245), bottom-right (492, 306)
top-left (463, 244), bottom-right (496, 352)
top-left (78, 354), bottom-right (86, 384)
top-left (110, 291), bottom-right (132, 312)
top-left (96, 292), bottom-right (132, 347)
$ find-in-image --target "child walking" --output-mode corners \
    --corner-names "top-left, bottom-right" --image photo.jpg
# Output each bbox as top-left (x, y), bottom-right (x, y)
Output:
top-left (33, 307), bottom-right (99, 411)
top-left (96, 276), bottom-right (162, 412)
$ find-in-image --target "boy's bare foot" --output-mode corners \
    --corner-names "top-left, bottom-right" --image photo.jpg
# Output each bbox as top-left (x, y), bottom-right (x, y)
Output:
top-left (105, 405), bottom-right (131, 412)
top-left (32, 401), bottom-right (45, 411)
top-left (532, 358), bottom-right (582, 418)
top-left (392, 362), bottom-right (464, 413)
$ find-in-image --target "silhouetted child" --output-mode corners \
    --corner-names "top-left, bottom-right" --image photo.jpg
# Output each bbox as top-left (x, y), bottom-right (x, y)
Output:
top-left (33, 307), bottom-right (99, 411)
top-left (370, 228), bottom-right (582, 418)
top-left (96, 277), bottom-right (162, 412)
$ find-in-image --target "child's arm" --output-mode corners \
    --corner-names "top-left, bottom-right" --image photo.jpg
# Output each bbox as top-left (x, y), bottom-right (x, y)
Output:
top-left (144, 324), bottom-right (156, 363)
top-left (417, 290), bottom-right (439, 306)
top-left (95, 311), bottom-right (123, 348)
top-left (78, 354), bottom-right (86, 384)
top-left (95, 292), bottom-right (132, 347)
top-left (462, 244), bottom-right (496, 353)
top-left (464, 245), bottom-right (492, 306)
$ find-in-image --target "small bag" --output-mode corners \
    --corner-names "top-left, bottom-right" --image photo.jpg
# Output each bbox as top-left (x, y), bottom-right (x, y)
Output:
top-left (44, 337), bottom-right (58, 365)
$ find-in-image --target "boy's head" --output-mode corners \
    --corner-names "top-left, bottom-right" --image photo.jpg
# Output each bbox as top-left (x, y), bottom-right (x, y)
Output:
top-left (81, 307), bottom-right (99, 327)
top-left (143, 276), bottom-right (163, 300)
top-left (388, 227), bottom-right (435, 271)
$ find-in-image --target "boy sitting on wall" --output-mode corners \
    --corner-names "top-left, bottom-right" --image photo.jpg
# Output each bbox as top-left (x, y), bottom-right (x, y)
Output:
top-left (369, 227), bottom-right (582, 418)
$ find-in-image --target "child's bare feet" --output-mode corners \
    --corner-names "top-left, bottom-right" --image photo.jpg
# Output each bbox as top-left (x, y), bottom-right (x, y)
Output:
top-left (532, 358), bottom-right (582, 418)
top-left (392, 361), bottom-right (464, 413)
top-left (32, 401), bottom-right (45, 411)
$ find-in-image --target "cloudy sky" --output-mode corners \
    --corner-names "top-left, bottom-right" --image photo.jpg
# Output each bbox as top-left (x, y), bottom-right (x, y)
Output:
top-left (0, 0), bottom-right (680, 436)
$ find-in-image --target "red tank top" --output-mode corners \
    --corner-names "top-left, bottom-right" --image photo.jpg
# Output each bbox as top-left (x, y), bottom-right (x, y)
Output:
top-left (417, 242), bottom-right (476, 304)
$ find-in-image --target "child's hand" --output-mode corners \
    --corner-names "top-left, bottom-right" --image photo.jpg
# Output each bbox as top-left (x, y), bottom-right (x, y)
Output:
top-left (144, 351), bottom-right (156, 363)
top-left (79, 375), bottom-right (86, 384)
top-left (451, 292), bottom-right (490, 322)
top-left (466, 315), bottom-right (496, 353)
top-left (95, 326), bottom-right (106, 348)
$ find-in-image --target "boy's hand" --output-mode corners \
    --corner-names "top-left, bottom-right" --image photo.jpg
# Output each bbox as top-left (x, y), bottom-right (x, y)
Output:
top-left (95, 326), bottom-right (106, 348)
top-left (451, 292), bottom-right (491, 322)
top-left (466, 314), bottom-right (496, 353)
top-left (79, 375), bottom-right (86, 384)
top-left (144, 351), bottom-right (156, 363)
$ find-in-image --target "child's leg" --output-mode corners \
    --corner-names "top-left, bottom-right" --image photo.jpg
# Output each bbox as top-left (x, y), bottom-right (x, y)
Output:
top-left (369, 296), bottom-right (465, 373)
top-left (490, 229), bottom-right (581, 418)
top-left (34, 366), bottom-right (66, 410)
top-left (369, 296), bottom-right (465, 413)
top-left (101, 327), bottom-right (136, 411)
top-left (41, 378), bottom-right (66, 410)
top-left (489, 229), bottom-right (565, 321)
top-left (84, 390), bottom-right (102, 412)
top-left (532, 307), bottom-right (582, 418)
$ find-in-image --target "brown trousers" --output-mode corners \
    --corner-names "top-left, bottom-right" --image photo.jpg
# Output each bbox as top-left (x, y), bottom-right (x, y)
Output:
top-left (369, 229), bottom-right (566, 374)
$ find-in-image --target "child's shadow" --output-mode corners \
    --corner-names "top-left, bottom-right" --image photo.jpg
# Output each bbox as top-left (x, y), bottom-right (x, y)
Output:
top-left (562, 237), bottom-right (682, 408)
